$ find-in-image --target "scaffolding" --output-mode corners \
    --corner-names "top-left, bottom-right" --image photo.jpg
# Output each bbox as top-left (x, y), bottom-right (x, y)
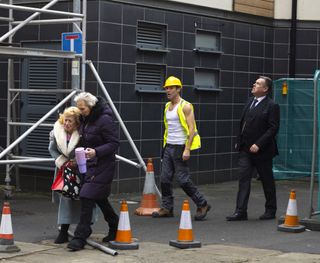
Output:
top-left (0, 0), bottom-right (159, 198)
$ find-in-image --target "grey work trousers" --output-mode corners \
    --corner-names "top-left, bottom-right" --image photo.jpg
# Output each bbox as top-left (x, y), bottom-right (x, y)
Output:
top-left (160, 144), bottom-right (207, 210)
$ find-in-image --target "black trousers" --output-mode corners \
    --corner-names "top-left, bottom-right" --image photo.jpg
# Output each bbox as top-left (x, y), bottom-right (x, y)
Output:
top-left (74, 197), bottom-right (119, 240)
top-left (161, 144), bottom-right (207, 210)
top-left (236, 151), bottom-right (277, 214)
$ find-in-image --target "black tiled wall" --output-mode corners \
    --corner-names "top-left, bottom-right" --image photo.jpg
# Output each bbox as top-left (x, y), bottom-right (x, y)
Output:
top-left (0, 0), bottom-right (320, 192)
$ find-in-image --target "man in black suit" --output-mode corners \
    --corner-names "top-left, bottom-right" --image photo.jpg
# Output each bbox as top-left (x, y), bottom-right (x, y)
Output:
top-left (226, 76), bottom-right (280, 221)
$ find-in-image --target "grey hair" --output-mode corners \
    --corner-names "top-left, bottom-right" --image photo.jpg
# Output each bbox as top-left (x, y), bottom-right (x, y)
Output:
top-left (74, 92), bottom-right (98, 108)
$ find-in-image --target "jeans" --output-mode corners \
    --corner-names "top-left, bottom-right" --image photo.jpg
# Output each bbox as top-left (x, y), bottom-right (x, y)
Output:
top-left (161, 144), bottom-right (207, 210)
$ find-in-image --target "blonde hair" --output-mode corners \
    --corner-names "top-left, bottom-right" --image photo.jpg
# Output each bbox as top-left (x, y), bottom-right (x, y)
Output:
top-left (74, 92), bottom-right (98, 108)
top-left (58, 106), bottom-right (81, 127)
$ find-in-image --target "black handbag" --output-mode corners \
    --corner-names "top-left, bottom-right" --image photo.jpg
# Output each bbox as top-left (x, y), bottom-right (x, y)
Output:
top-left (61, 165), bottom-right (82, 200)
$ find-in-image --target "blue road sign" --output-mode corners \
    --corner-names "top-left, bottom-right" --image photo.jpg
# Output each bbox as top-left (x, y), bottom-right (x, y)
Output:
top-left (62, 32), bottom-right (82, 54)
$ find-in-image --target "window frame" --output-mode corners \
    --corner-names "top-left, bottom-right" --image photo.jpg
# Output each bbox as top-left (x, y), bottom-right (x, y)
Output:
top-left (193, 29), bottom-right (223, 55)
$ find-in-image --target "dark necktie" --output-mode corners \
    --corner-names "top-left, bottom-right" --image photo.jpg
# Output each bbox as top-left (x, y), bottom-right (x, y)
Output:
top-left (250, 99), bottom-right (258, 109)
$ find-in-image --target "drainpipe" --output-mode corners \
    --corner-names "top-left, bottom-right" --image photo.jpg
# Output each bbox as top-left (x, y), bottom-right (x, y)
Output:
top-left (289, 0), bottom-right (297, 77)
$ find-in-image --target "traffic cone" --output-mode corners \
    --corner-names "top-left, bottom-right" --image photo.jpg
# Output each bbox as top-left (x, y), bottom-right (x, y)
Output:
top-left (278, 190), bottom-right (306, 233)
top-left (170, 200), bottom-right (201, 249)
top-left (135, 158), bottom-right (160, 216)
top-left (0, 202), bottom-right (20, 252)
top-left (109, 200), bottom-right (139, 250)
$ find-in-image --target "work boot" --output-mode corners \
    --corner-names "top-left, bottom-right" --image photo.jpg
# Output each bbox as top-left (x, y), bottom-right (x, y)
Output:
top-left (152, 208), bottom-right (173, 218)
top-left (67, 238), bottom-right (86, 251)
top-left (54, 224), bottom-right (69, 244)
top-left (194, 204), bottom-right (211, 221)
top-left (102, 229), bottom-right (117, 243)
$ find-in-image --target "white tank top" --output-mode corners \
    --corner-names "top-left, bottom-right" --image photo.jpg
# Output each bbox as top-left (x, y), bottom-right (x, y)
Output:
top-left (166, 103), bottom-right (186, 145)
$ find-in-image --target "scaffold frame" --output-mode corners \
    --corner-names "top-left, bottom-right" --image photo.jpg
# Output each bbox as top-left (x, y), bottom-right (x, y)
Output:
top-left (0, 0), bottom-right (157, 198)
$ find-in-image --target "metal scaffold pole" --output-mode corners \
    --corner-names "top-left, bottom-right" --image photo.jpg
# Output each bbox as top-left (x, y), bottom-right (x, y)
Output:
top-left (72, 0), bottom-right (81, 95)
top-left (5, 0), bottom-right (14, 198)
top-left (81, 0), bottom-right (87, 91)
top-left (0, 90), bottom-right (78, 160)
top-left (86, 60), bottom-right (162, 198)
top-left (309, 70), bottom-right (320, 218)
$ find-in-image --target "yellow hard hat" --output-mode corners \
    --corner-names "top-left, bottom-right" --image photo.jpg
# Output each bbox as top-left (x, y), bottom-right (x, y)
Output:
top-left (163, 76), bottom-right (182, 88)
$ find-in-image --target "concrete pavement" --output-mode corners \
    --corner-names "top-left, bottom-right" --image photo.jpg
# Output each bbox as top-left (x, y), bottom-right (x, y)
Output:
top-left (1, 241), bottom-right (320, 262)
top-left (0, 179), bottom-right (319, 262)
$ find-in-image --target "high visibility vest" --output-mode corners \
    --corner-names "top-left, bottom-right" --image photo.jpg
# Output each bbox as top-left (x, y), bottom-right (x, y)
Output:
top-left (163, 99), bottom-right (201, 150)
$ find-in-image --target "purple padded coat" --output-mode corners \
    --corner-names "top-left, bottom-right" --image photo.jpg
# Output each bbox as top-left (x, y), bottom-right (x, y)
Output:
top-left (79, 98), bottom-right (119, 200)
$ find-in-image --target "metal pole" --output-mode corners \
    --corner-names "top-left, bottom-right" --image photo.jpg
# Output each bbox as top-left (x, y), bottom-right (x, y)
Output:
top-left (81, 0), bottom-right (87, 91)
top-left (0, 0), bottom-right (60, 43)
top-left (115, 155), bottom-right (141, 168)
top-left (87, 60), bottom-right (146, 172)
top-left (0, 16), bottom-right (13, 22)
top-left (71, 0), bottom-right (81, 97)
top-left (0, 158), bottom-right (54, 164)
top-left (86, 61), bottom-right (162, 198)
top-left (309, 70), bottom-right (320, 218)
top-left (0, 3), bottom-right (84, 18)
top-left (5, 0), bottom-right (14, 198)
top-left (67, 231), bottom-right (118, 256)
top-left (12, 18), bottom-right (83, 25)
top-left (9, 89), bottom-right (77, 93)
top-left (0, 154), bottom-right (139, 167)
top-left (0, 90), bottom-right (77, 160)
top-left (0, 154), bottom-right (140, 167)
top-left (8, 122), bottom-right (54, 127)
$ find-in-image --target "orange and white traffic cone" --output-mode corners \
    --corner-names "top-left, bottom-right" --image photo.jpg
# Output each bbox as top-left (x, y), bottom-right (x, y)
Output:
top-left (0, 202), bottom-right (20, 252)
top-left (109, 200), bottom-right (139, 250)
top-left (135, 158), bottom-right (160, 216)
top-left (170, 200), bottom-right (201, 249)
top-left (278, 190), bottom-right (305, 233)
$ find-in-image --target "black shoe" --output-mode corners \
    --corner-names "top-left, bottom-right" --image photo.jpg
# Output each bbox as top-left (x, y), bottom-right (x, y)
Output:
top-left (54, 231), bottom-right (69, 244)
top-left (67, 238), bottom-right (86, 251)
top-left (194, 204), bottom-right (211, 221)
top-left (259, 213), bottom-right (276, 220)
top-left (226, 212), bottom-right (248, 221)
top-left (102, 231), bottom-right (117, 243)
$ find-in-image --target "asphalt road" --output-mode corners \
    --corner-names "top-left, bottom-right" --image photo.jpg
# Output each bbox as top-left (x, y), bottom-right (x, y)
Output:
top-left (7, 179), bottom-right (320, 254)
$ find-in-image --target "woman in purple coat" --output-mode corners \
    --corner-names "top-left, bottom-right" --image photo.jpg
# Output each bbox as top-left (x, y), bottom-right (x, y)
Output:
top-left (67, 92), bottom-right (119, 251)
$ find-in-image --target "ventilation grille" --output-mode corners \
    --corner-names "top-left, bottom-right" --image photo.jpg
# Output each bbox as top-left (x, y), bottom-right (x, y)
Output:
top-left (137, 21), bottom-right (166, 48)
top-left (24, 113), bottom-right (56, 157)
top-left (27, 58), bottom-right (59, 105)
top-left (135, 64), bottom-right (165, 91)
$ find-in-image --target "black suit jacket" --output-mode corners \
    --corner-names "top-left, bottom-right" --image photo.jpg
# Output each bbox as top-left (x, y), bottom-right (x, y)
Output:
top-left (237, 96), bottom-right (280, 160)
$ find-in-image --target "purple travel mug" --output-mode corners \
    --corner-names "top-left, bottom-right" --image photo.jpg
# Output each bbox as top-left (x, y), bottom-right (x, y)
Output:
top-left (75, 147), bottom-right (87, 173)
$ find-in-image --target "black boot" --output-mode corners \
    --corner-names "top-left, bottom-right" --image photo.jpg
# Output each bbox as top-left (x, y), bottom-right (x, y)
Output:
top-left (102, 229), bottom-right (117, 243)
top-left (54, 224), bottom-right (69, 244)
top-left (67, 238), bottom-right (86, 251)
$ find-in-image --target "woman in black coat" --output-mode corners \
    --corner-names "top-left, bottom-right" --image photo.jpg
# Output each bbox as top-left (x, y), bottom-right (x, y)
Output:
top-left (67, 92), bottom-right (119, 251)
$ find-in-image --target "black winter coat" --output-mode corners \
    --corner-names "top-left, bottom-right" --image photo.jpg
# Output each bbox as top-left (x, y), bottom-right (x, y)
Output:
top-left (79, 98), bottom-right (119, 199)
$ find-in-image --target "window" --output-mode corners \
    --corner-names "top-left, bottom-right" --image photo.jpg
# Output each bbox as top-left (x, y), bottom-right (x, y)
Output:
top-left (135, 63), bottom-right (166, 93)
top-left (136, 21), bottom-right (167, 52)
top-left (194, 68), bottom-right (221, 91)
top-left (194, 30), bottom-right (222, 54)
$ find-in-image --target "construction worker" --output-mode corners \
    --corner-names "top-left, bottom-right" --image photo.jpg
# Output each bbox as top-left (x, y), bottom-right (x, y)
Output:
top-left (152, 76), bottom-right (211, 220)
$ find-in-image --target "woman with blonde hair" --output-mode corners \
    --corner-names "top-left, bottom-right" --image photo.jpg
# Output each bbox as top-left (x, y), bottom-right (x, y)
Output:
top-left (48, 106), bottom-right (82, 243)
